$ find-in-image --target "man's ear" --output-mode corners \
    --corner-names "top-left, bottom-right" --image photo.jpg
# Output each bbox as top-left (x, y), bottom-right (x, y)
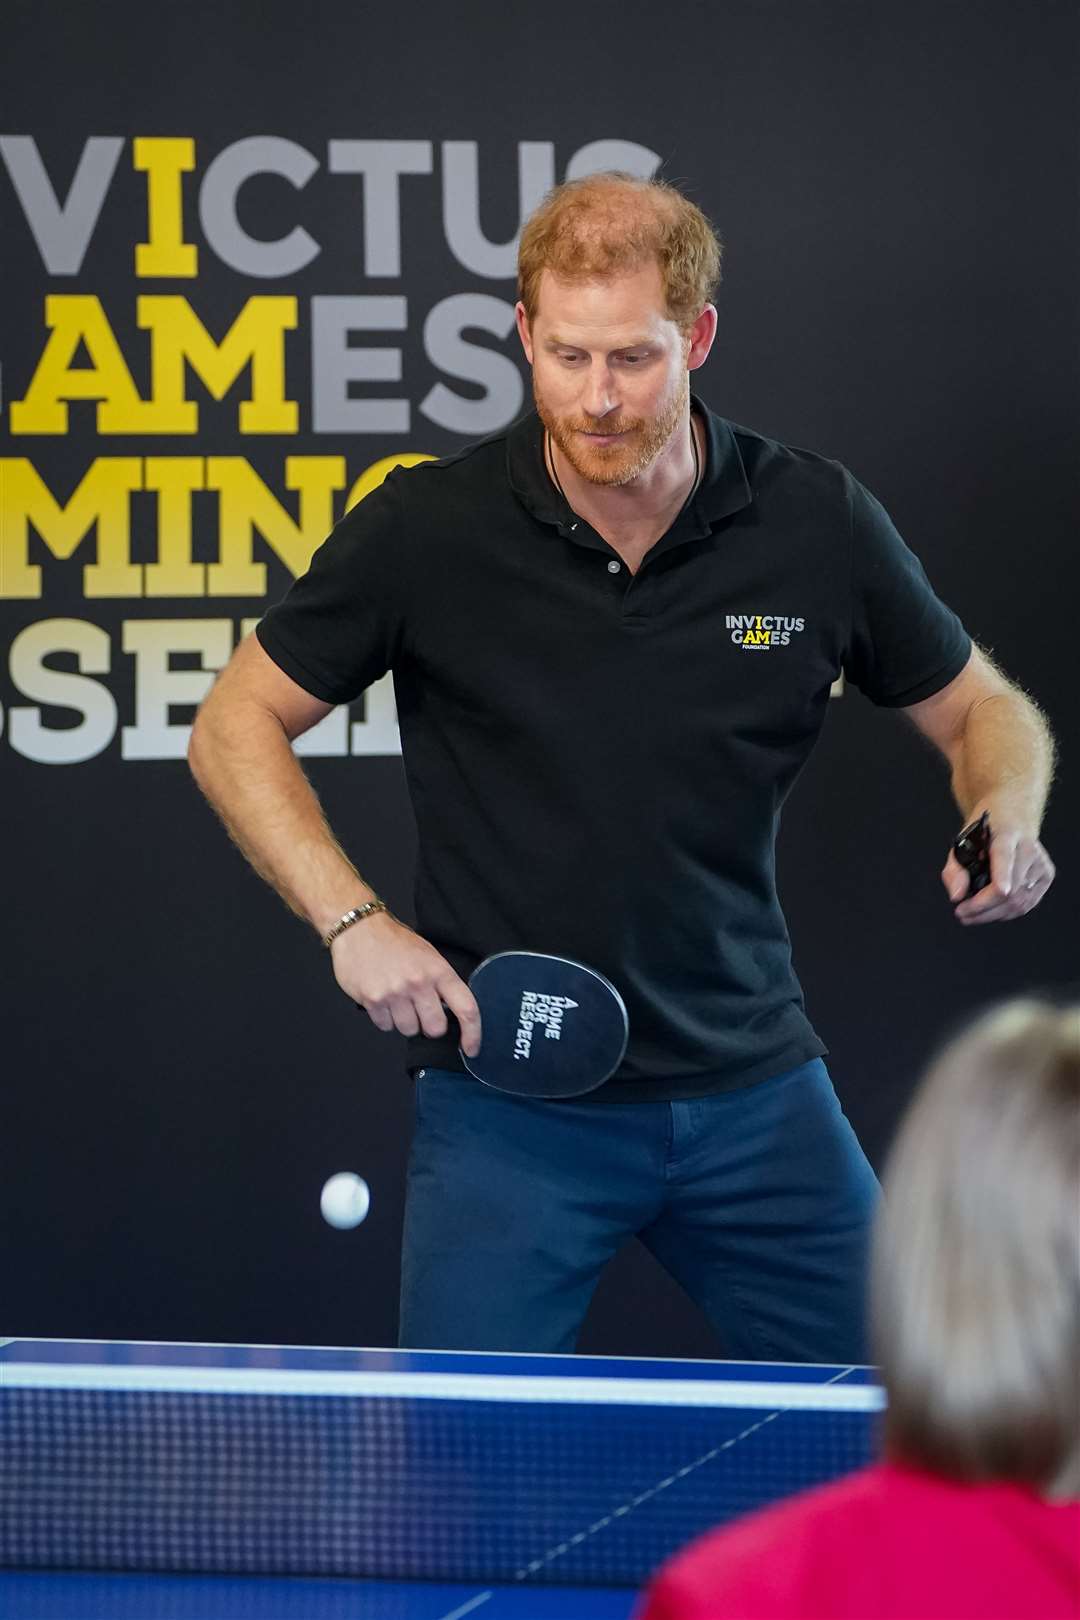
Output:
top-left (515, 301), bottom-right (535, 364)
top-left (686, 304), bottom-right (718, 372)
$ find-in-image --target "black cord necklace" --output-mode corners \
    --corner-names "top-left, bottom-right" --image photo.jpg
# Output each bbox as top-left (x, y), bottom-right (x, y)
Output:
top-left (546, 416), bottom-right (702, 520)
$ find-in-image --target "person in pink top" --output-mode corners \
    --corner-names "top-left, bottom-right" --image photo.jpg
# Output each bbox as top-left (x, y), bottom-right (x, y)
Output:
top-left (639, 999), bottom-right (1080, 1620)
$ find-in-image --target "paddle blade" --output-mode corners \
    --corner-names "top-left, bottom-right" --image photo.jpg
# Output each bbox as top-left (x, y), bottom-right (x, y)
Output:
top-left (462, 952), bottom-right (629, 1098)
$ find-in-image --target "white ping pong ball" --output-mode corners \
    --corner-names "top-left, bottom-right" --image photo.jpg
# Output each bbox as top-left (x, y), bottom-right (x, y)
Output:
top-left (320, 1172), bottom-right (370, 1230)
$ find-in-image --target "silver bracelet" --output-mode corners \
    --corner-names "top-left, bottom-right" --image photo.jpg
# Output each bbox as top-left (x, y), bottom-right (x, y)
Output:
top-left (322, 900), bottom-right (388, 948)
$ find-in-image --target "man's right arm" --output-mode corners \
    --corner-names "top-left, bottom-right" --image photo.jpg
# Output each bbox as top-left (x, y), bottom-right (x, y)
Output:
top-left (187, 634), bottom-right (481, 1054)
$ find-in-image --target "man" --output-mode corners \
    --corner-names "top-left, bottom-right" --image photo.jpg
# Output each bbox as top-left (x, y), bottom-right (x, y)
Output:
top-left (188, 174), bottom-right (1056, 1360)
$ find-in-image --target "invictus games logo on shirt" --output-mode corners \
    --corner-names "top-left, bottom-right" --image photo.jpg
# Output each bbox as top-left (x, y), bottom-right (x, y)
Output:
top-left (726, 614), bottom-right (806, 650)
top-left (514, 992), bottom-right (578, 1061)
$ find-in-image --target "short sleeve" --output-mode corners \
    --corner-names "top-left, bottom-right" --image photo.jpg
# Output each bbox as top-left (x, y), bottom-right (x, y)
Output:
top-left (843, 472), bottom-right (972, 706)
top-left (255, 473), bottom-right (408, 705)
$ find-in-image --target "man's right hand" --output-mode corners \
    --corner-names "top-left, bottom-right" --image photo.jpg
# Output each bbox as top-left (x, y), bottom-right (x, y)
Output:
top-left (330, 912), bottom-right (482, 1057)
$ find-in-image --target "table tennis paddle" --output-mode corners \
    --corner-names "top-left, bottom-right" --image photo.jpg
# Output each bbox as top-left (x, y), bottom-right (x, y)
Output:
top-left (953, 810), bottom-right (992, 899)
top-left (461, 951), bottom-right (629, 1098)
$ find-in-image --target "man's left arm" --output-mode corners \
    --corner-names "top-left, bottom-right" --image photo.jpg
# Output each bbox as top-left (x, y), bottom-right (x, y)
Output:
top-left (902, 646), bottom-right (1057, 924)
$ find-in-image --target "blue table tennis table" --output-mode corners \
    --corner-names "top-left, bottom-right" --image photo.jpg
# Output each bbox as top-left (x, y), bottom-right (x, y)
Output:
top-left (0, 1338), bottom-right (884, 1619)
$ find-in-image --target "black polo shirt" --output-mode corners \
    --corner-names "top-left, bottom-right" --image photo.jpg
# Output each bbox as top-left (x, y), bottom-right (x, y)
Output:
top-left (257, 399), bottom-right (971, 1100)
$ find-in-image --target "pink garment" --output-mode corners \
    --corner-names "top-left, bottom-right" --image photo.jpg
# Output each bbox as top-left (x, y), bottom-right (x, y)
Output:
top-left (639, 1460), bottom-right (1080, 1620)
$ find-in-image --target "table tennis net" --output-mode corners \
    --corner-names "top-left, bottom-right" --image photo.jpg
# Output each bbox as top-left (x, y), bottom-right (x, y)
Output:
top-left (2, 1364), bottom-right (881, 1587)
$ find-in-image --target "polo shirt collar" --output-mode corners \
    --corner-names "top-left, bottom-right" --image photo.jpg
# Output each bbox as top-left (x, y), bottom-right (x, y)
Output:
top-left (505, 394), bottom-right (753, 549)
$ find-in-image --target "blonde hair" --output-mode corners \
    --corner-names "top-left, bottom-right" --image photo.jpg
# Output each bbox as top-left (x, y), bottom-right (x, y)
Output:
top-left (872, 1001), bottom-right (1080, 1497)
top-left (517, 172), bottom-right (722, 332)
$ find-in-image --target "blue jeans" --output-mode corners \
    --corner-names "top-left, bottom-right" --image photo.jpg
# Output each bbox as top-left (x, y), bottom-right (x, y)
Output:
top-left (399, 1059), bottom-right (879, 1361)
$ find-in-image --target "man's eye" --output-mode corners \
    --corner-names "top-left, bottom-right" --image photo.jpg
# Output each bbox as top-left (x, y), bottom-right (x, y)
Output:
top-left (622, 353), bottom-right (647, 365)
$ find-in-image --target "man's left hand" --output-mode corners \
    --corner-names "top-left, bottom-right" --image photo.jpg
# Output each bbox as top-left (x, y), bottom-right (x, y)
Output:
top-left (942, 823), bottom-right (1056, 924)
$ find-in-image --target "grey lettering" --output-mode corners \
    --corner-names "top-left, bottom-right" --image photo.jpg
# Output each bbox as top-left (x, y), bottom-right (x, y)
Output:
top-left (327, 140), bottom-right (433, 277)
top-left (8, 619), bottom-right (117, 764)
top-left (420, 294), bottom-right (523, 434)
top-left (442, 141), bottom-right (554, 277)
top-left (311, 295), bottom-right (409, 433)
top-left (565, 139), bottom-right (662, 182)
top-left (199, 136), bottom-right (319, 278)
top-left (0, 136), bottom-right (123, 274)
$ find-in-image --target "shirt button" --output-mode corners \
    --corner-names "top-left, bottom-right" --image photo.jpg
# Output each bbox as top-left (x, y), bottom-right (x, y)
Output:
top-left (606, 560), bottom-right (621, 574)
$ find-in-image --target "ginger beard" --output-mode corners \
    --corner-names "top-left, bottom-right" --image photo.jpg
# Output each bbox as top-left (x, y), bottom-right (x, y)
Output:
top-left (533, 369), bottom-right (690, 488)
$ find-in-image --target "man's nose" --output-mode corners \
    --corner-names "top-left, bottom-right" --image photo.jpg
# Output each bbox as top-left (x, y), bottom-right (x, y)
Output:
top-left (581, 364), bottom-right (619, 420)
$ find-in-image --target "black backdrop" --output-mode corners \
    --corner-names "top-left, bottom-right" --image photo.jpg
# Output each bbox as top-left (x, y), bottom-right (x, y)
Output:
top-left (3, 0), bottom-right (1077, 1357)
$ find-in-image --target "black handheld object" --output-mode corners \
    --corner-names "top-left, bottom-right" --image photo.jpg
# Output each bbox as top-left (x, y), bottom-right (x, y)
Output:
top-left (462, 951), bottom-right (629, 1098)
top-left (953, 811), bottom-right (992, 899)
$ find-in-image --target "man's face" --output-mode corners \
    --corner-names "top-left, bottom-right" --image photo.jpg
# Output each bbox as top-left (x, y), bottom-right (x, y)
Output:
top-left (516, 262), bottom-right (708, 487)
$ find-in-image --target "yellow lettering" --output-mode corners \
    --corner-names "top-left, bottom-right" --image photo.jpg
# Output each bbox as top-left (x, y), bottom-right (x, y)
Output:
top-left (345, 452), bottom-right (436, 512)
top-left (137, 296), bottom-right (298, 433)
top-left (133, 137), bottom-right (197, 277)
top-left (144, 457), bottom-right (206, 596)
top-left (9, 297), bottom-right (150, 435)
top-left (0, 454), bottom-right (430, 601)
top-left (0, 458), bottom-right (142, 598)
top-left (9, 295), bottom-right (298, 436)
top-left (205, 456), bottom-right (346, 594)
